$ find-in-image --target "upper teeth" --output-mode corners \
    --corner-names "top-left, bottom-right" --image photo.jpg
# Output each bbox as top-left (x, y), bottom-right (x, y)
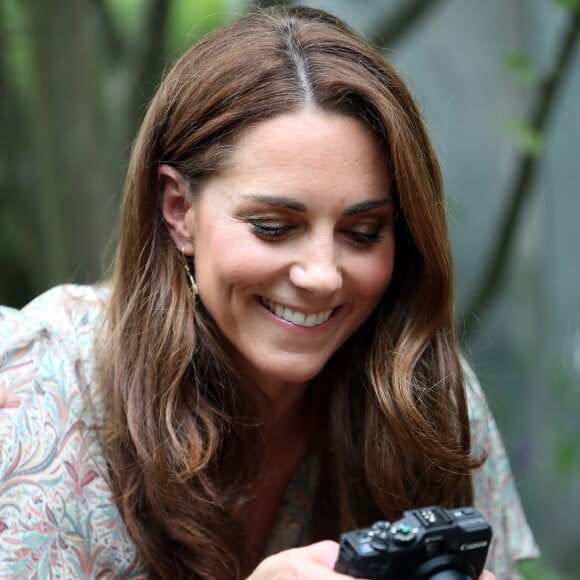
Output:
top-left (261, 298), bottom-right (333, 327)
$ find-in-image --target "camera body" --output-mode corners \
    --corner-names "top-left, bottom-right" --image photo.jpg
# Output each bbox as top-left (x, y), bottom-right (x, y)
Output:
top-left (334, 506), bottom-right (492, 580)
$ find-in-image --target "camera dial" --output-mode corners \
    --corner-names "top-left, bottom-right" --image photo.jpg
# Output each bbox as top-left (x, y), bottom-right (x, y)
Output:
top-left (390, 522), bottom-right (419, 544)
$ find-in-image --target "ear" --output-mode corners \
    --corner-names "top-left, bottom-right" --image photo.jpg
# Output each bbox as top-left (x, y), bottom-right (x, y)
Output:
top-left (159, 164), bottom-right (196, 255)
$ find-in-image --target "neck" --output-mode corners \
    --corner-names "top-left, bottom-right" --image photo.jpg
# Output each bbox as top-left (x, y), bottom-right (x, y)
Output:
top-left (241, 382), bottom-right (313, 568)
top-left (244, 374), bottom-right (311, 424)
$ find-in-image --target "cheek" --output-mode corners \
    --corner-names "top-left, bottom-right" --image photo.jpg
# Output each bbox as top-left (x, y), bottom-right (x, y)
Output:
top-left (359, 266), bottom-right (393, 304)
top-left (354, 245), bottom-right (395, 300)
top-left (196, 238), bottom-right (280, 291)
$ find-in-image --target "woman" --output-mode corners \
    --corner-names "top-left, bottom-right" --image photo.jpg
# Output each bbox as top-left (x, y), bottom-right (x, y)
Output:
top-left (0, 6), bottom-right (537, 579)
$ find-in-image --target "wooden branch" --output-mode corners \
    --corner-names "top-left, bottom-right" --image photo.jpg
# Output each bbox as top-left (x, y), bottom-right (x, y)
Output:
top-left (91, 0), bottom-right (124, 60)
top-left (0, 2), bottom-right (40, 304)
top-left (129, 0), bottom-right (173, 132)
top-left (461, 9), bottom-right (580, 333)
top-left (0, 5), bottom-right (29, 161)
top-left (368, 0), bottom-right (446, 48)
top-left (248, 0), bottom-right (443, 44)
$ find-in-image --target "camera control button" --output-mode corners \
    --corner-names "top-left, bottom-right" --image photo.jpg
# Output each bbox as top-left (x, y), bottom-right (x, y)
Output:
top-left (369, 528), bottom-right (390, 550)
top-left (420, 508), bottom-right (437, 526)
top-left (390, 523), bottom-right (418, 544)
top-left (357, 542), bottom-right (377, 555)
top-left (371, 520), bottom-right (391, 532)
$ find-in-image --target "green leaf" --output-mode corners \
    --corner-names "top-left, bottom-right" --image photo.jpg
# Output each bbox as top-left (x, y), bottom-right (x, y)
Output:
top-left (557, 439), bottom-right (579, 475)
top-left (105, 0), bottom-right (145, 39)
top-left (505, 116), bottom-right (543, 156)
top-left (502, 51), bottom-right (539, 86)
top-left (519, 558), bottom-right (578, 580)
top-left (552, 0), bottom-right (580, 10)
top-left (165, 0), bottom-right (232, 56)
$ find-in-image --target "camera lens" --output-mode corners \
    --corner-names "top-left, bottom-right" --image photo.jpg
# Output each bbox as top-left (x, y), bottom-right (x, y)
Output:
top-left (428, 571), bottom-right (472, 580)
top-left (414, 554), bottom-right (476, 580)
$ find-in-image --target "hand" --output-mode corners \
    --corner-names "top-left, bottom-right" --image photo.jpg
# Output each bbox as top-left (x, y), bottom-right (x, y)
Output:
top-left (247, 540), bottom-right (496, 580)
top-left (247, 540), bottom-right (355, 579)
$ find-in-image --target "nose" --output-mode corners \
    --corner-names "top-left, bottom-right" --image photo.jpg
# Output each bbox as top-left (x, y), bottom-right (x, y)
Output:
top-left (289, 239), bottom-right (343, 296)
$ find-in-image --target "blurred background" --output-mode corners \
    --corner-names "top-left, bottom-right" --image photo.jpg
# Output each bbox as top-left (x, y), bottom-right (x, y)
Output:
top-left (1, 0), bottom-right (579, 577)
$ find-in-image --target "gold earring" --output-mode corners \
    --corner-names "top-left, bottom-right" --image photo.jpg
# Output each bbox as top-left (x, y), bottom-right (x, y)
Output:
top-left (181, 247), bottom-right (199, 299)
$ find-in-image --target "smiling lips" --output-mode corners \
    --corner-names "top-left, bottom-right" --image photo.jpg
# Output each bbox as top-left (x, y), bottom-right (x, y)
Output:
top-left (260, 297), bottom-right (334, 327)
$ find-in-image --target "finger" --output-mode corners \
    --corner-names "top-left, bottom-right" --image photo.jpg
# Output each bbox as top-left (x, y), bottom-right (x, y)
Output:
top-left (249, 541), bottom-right (354, 579)
top-left (306, 540), bottom-right (341, 569)
top-left (478, 571), bottom-right (496, 580)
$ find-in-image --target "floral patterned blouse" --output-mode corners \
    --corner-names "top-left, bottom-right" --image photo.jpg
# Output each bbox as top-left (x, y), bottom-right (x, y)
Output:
top-left (0, 285), bottom-right (539, 579)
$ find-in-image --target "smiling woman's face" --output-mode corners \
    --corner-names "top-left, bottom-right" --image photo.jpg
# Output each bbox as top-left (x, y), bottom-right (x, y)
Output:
top-left (163, 108), bottom-right (395, 399)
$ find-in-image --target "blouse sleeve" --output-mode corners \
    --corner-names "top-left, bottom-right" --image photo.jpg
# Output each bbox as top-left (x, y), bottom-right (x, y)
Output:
top-left (0, 285), bottom-right (145, 579)
top-left (464, 360), bottom-right (540, 579)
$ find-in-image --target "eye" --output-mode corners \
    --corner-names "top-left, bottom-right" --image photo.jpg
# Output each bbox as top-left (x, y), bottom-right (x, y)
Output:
top-left (249, 220), bottom-right (291, 240)
top-left (342, 221), bottom-right (385, 245)
top-left (345, 230), bottom-right (384, 244)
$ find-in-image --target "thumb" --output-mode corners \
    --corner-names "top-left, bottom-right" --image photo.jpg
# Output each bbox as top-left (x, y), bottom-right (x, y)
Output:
top-left (306, 540), bottom-right (342, 569)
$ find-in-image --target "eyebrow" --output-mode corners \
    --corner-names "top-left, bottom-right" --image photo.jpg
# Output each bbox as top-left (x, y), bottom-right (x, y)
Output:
top-left (342, 198), bottom-right (393, 215)
top-left (242, 195), bottom-right (392, 215)
top-left (243, 195), bottom-right (306, 211)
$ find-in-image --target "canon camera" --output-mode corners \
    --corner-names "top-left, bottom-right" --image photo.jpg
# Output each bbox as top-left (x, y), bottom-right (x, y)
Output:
top-left (334, 505), bottom-right (492, 580)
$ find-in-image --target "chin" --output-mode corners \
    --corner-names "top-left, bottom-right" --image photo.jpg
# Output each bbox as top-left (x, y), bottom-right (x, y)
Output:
top-left (262, 362), bottom-right (325, 385)
top-left (281, 367), bottom-right (327, 384)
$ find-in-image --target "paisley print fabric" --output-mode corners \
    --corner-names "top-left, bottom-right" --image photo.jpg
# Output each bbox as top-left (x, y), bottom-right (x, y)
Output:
top-left (0, 285), bottom-right (538, 578)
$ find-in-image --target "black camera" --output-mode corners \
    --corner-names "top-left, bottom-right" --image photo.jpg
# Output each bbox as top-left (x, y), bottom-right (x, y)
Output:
top-left (334, 506), bottom-right (492, 580)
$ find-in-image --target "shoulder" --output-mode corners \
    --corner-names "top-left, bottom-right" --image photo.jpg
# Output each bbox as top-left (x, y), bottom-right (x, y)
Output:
top-left (0, 284), bottom-right (109, 436)
top-left (461, 357), bottom-right (540, 579)
top-left (461, 356), bottom-right (490, 430)
top-left (1, 283), bottom-right (109, 335)
top-left (0, 284), bottom-right (109, 446)
top-left (0, 283), bottom-right (109, 366)
top-left (0, 285), bottom-right (144, 578)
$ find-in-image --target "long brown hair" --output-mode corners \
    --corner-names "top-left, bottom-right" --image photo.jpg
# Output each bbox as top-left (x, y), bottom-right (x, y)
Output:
top-left (98, 6), bottom-right (481, 578)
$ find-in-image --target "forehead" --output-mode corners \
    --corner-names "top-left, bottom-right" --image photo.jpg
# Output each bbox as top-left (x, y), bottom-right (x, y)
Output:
top-left (209, 107), bottom-right (391, 197)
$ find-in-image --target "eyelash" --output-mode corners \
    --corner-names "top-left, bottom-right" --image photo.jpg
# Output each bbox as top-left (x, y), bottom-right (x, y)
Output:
top-left (346, 230), bottom-right (384, 244)
top-left (249, 221), bottom-right (384, 245)
top-left (250, 222), bottom-right (291, 239)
